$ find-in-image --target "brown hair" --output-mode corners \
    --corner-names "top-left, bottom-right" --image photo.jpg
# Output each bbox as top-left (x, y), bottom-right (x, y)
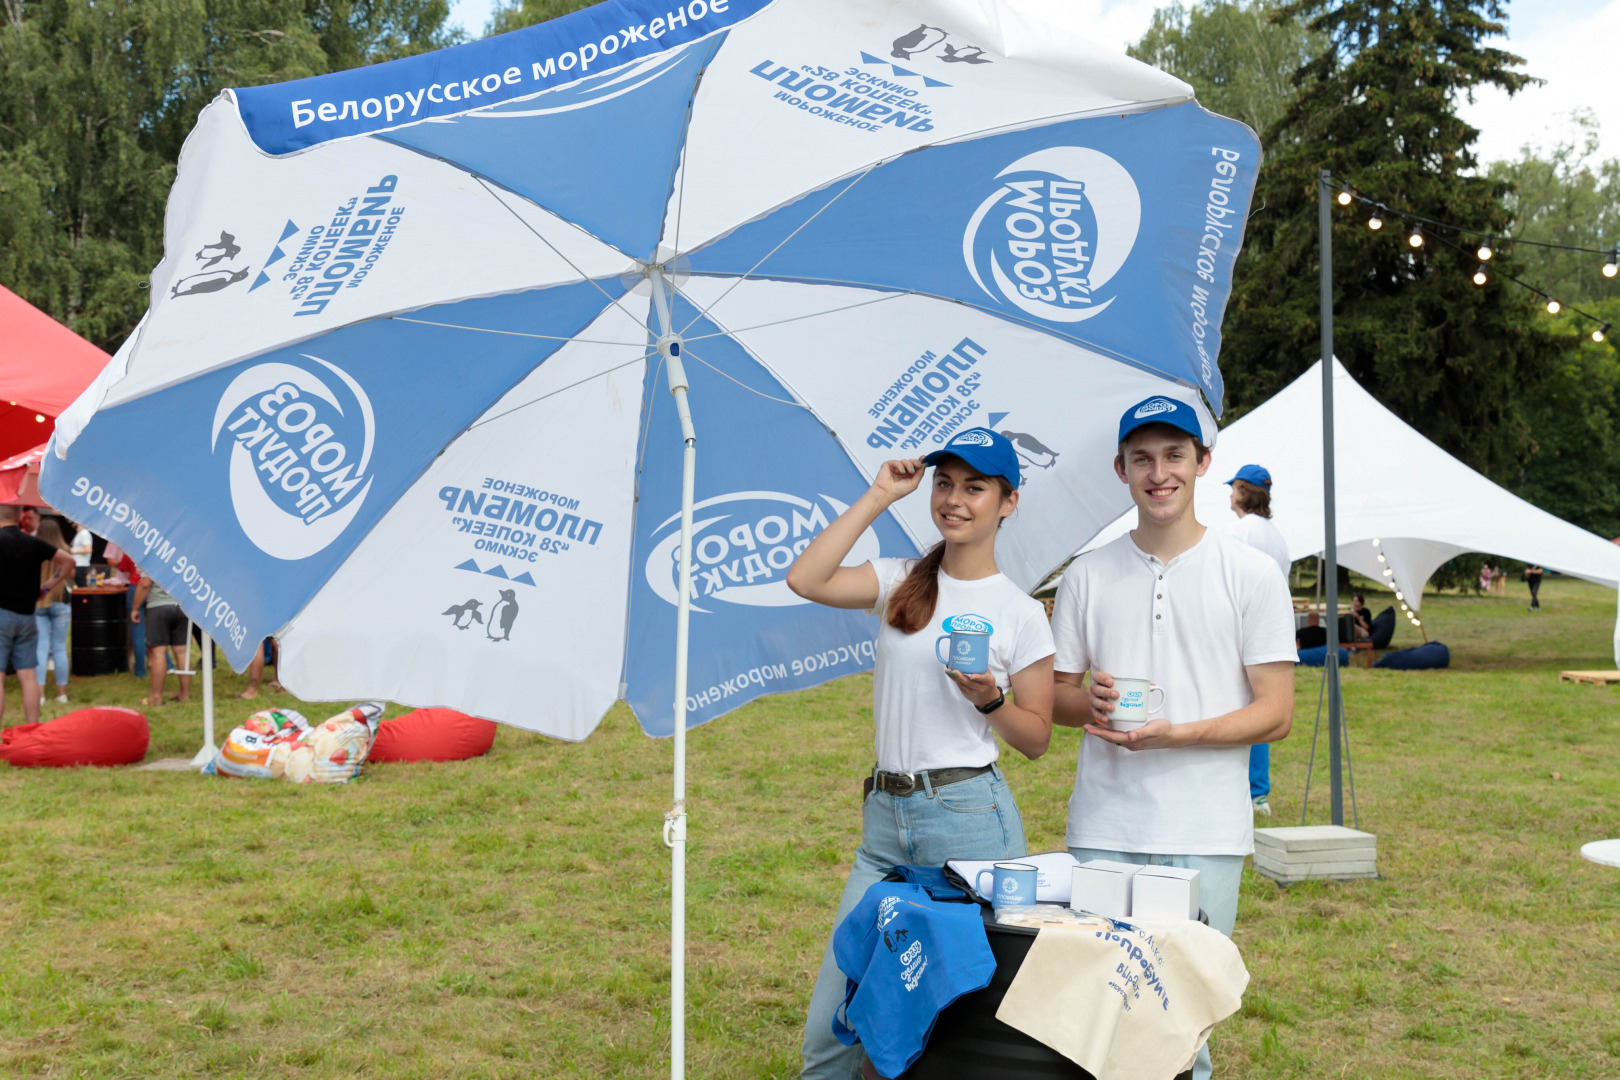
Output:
top-left (36, 518), bottom-right (68, 550)
top-left (1231, 478), bottom-right (1272, 518)
top-left (885, 462), bottom-right (1015, 634)
top-left (1114, 423), bottom-right (1211, 473)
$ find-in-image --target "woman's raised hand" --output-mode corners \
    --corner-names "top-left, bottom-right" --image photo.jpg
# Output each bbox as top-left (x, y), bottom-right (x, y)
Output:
top-left (870, 458), bottom-right (927, 505)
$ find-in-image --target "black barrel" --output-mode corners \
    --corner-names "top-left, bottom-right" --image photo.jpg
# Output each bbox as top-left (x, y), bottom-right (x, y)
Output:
top-left (71, 588), bottom-right (128, 676)
top-left (898, 909), bottom-right (1193, 1080)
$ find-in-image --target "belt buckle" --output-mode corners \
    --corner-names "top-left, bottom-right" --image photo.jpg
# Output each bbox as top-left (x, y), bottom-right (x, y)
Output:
top-left (892, 771), bottom-right (917, 796)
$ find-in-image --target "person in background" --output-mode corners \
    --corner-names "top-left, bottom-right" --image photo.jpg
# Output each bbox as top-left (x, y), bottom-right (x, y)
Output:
top-left (18, 506), bottom-right (39, 536)
top-left (1526, 564), bottom-right (1544, 611)
top-left (106, 543), bottom-right (147, 677)
top-left (33, 519), bottom-right (72, 704)
top-left (787, 428), bottom-right (1055, 1080)
top-left (1053, 398), bottom-right (1295, 1080)
top-left (132, 567), bottom-right (191, 706)
top-left (1350, 593), bottom-right (1374, 640)
top-left (69, 522), bottom-right (92, 570)
top-left (1479, 563), bottom-right (1495, 594)
top-left (0, 504), bottom-right (74, 726)
top-left (238, 638), bottom-right (283, 699)
top-left (1224, 463), bottom-right (1289, 818)
top-left (1295, 611), bottom-right (1327, 651)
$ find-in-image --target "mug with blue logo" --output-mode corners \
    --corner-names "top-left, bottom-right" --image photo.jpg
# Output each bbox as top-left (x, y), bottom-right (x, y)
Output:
top-left (935, 614), bottom-right (992, 675)
top-left (976, 861), bottom-right (1038, 908)
top-left (1111, 676), bottom-right (1166, 731)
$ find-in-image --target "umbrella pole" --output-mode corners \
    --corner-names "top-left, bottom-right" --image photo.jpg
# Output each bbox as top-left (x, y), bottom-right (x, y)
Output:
top-left (1318, 170), bottom-right (1344, 827)
top-left (192, 632), bottom-right (216, 769)
top-left (651, 267), bottom-right (692, 1080)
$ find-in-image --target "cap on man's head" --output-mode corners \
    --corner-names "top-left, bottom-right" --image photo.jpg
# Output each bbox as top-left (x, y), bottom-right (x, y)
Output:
top-left (921, 427), bottom-right (1021, 489)
top-left (1117, 396), bottom-right (1203, 446)
top-left (1225, 464), bottom-right (1272, 487)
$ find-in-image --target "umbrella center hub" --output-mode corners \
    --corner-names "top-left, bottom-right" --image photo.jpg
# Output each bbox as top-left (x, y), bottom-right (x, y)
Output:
top-left (657, 333), bottom-right (683, 359)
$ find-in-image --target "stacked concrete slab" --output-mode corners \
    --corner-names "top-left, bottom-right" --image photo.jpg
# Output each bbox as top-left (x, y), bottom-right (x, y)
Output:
top-left (1253, 825), bottom-right (1377, 884)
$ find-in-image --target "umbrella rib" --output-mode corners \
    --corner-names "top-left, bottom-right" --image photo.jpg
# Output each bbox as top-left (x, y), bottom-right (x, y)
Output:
top-left (472, 175), bottom-right (649, 333)
top-left (465, 349), bottom-right (656, 431)
top-left (680, 347), bottom-right (805, 409)
top-left (675, 162), bottom-right (879, 336)
top-left (389, 315), bottom-right (636, 346)
top-left (678, 290), bottom-right (906, 342)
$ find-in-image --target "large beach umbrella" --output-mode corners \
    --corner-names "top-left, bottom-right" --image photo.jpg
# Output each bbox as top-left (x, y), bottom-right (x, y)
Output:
top-left (43, 1), bottom-right (1257, 1071)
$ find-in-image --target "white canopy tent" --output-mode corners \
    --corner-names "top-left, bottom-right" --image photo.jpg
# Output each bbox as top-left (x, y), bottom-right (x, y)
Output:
top-left (1082, 358), bottom-right (1620, 664)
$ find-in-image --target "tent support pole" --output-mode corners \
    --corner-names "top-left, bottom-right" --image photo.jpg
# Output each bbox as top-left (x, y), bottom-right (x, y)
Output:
top-left (1319, 170), bottom-right (1344, 828)
top-left (650, 265), bottom-right (691, 1080)
top-left (191, 631), bottom-right (216, 769)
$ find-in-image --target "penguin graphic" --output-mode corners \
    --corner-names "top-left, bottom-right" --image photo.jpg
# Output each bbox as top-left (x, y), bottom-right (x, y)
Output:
top-left (939, 43), bottom-right (993, 64)
top-left (443, 599), bottom-right (484, 629)
top-left (486, 589), bottom-right (519, 642)
top-left (891, 24), bottom-right (947, 59)
top-left (169, 266), bottom-right (252, 298)
top-left (195, 231), bottom-right (241, 269)
top-left (1001, 429), bottom-right (1060, 471)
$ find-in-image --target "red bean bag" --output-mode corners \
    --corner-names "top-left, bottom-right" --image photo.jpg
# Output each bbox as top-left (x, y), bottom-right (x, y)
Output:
top-left (368, 708), bottom-right (496, 763)
top-left (0, 707), bottom-right (149, 768)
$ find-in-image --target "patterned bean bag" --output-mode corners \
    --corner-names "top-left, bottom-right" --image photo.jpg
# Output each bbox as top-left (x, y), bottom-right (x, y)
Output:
top-left (0, 707), bottom-right (149, 767)
top-left (369, 708), bottom-right (497, 763)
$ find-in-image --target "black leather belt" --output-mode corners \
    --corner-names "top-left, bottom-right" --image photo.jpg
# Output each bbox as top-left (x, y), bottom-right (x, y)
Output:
top-left (870, 764), bottom-right (993, 797)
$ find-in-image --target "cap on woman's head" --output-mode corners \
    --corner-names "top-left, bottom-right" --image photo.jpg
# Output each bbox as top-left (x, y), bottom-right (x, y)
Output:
top-left (1117, 396), bottom-right (1203, 445)
top-left (921, 427), bottom-right (1021, 488)
top-left (1225, 464), bottom-right (1272, 487)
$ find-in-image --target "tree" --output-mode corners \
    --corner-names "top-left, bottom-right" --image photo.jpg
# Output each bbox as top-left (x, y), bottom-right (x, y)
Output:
top-left (1486, 110), bottom-right (1620, 307)
top-left (0, 1), bottom-right (458, 353)
top-left (1220, 0), bottom-right (1560, 482)
top-left (485, 0), bottom-right (595, 37)
top-left (1129, 0), bottom-right (1322, 141)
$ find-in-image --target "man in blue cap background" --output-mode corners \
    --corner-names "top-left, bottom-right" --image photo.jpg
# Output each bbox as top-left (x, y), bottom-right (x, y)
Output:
top-left (1223, 463), bottom-right (1291, 817)
top-left (1049, 395), bottom-right (1296, 1080)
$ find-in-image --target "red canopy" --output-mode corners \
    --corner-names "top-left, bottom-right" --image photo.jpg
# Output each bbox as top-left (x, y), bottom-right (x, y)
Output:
top-left (0, 284), bottom-right (110, 462)
top-left (0, 444), bottom-right (45, 506)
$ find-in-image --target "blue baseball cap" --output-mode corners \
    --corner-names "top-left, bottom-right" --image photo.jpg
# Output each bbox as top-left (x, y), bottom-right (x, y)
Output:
top-left (1117, 396), bottom-right (1203, 445)
top-left (1225, 464), bottom-right (1272, 487)
top-left (922, 427), bottom-right (1022, 488)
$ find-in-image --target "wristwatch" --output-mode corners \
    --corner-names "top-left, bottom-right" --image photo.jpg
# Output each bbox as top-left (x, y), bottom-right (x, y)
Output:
top-left (976, 687), bottom-right (1006, 714)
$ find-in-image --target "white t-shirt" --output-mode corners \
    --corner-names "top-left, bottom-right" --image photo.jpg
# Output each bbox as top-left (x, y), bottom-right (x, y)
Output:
top-left (1228, 513), bottom-right (1290, 577)
top-left (1053, 530), bottom-right (1297, 855)
top-left (869, 558), bottom-right (1055, 773)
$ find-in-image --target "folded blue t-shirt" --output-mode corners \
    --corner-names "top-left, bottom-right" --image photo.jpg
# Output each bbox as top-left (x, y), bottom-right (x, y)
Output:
top-left (831, 882), bottom-right (995, 1078)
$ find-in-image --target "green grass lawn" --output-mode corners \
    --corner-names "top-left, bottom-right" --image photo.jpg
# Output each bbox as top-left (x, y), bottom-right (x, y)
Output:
top-left (2, 576), bottom-right (1617, 1078)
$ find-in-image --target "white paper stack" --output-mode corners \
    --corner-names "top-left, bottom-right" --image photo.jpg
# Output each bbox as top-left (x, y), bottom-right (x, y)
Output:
top-left (1253, 825), bottom-right (1378, 884)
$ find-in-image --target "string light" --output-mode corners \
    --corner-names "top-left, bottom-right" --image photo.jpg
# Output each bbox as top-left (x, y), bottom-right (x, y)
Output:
top-left (1408, 225), bottom-right (1424, 248)
top-left (1338, 186), bottom-right (1354, 206)
top-left (1605, 250), bottom-right (1618, 278)
top-left (1477, 236), bottom-right (1494, 261)
top-left (1383, 568), bottom-right (1394, 577)
top-left (1377, 553), bottom-right (1387, 563)
top-left (1595, 323), bottom-right (1610, 343)
top-left (1547, 297), bottom-right (1562, 315)
top-left (1368, 210), bottom-right (1383, 231)
top-left (1473, 264), bottom-right (1488, 286)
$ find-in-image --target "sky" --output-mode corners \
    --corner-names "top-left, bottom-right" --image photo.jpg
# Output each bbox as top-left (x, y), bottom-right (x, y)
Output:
top-left (445, 0), bottom-right (1620, 166)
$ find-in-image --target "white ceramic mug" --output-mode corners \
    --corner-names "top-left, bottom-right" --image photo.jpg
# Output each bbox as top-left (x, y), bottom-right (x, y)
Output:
top-left (1110, 676), bottom-right (1166, 731)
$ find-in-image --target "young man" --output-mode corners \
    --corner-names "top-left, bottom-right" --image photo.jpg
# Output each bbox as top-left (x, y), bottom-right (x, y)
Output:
top-left (1225, 463), bottom-right (1290, 817)
top-left (1052, 397), bottom-right (1296, 1080)
top-left (0, 504), bottom-right (75, 726)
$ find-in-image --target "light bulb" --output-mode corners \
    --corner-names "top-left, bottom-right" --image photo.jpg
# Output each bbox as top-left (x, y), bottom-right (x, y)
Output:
top-left (1604, 251), bottom-right (1617, 278)
top-left (33, 414), bottom-right (43, 423)
top-left (1547, 298), bottom-right (1561, 315)
top-left (1377, 553), bottom-right (1386, 563)
top-left (1383, 568), bottom-right (1394, 576)
top-left (1477, 239), bottom-right (1493, 261)
top-left (1414, 620), bottom-right (1422, 627)
top-left (1368, 212), bottom-right (1383, 231)
top-left (1372, 538), bottom-right (1381, 547)
top-left (1408, 226), bottom-right (1424, 248)
top-left (1596, 324), bottom-right (1610, 344)
top-left (1473, 265), bottom-right (1488, 286)
top-left (1338, 188), bottom-right (1353, 206)
top-left (1395, 591), bottom-right (1403, 600)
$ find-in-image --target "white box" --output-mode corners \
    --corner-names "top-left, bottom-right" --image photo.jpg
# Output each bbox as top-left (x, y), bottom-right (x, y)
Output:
top-left (1130, 866), bottom-right (1201, 921)
top-left (1070, 860), bottom-right (1142, 918)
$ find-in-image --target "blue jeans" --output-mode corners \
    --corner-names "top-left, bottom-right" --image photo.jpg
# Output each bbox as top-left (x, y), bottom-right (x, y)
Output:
top-left (126, 583), bottom-right (146, 677)
top-left (1068, 846), bottom-right (1246, 1080)
top-left (0, 608), bottom-right (39, 671)
top-left (802, 767), bottom-right (1027, 1080)
top-left (35, 602), bottom-right (69, 690)
top-left (1249, 742), bottom-right (1270, 800)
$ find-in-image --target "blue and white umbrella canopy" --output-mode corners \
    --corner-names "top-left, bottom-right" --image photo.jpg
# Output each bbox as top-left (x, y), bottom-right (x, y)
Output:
top-left (46, 0), bottom-right (1258, 742)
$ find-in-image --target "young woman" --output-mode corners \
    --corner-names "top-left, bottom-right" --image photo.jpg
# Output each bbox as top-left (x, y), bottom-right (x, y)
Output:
top-left (786, 427), bottom-right (1054, 1080)
top-left (34, 519), bottom-right (72, 704)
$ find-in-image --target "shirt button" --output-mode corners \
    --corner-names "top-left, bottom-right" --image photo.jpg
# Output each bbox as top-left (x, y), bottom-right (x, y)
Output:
top-left (1156, 594), bottom-right (1162, 599)
top-left (1155, 614), bottom-right (1162, 620)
